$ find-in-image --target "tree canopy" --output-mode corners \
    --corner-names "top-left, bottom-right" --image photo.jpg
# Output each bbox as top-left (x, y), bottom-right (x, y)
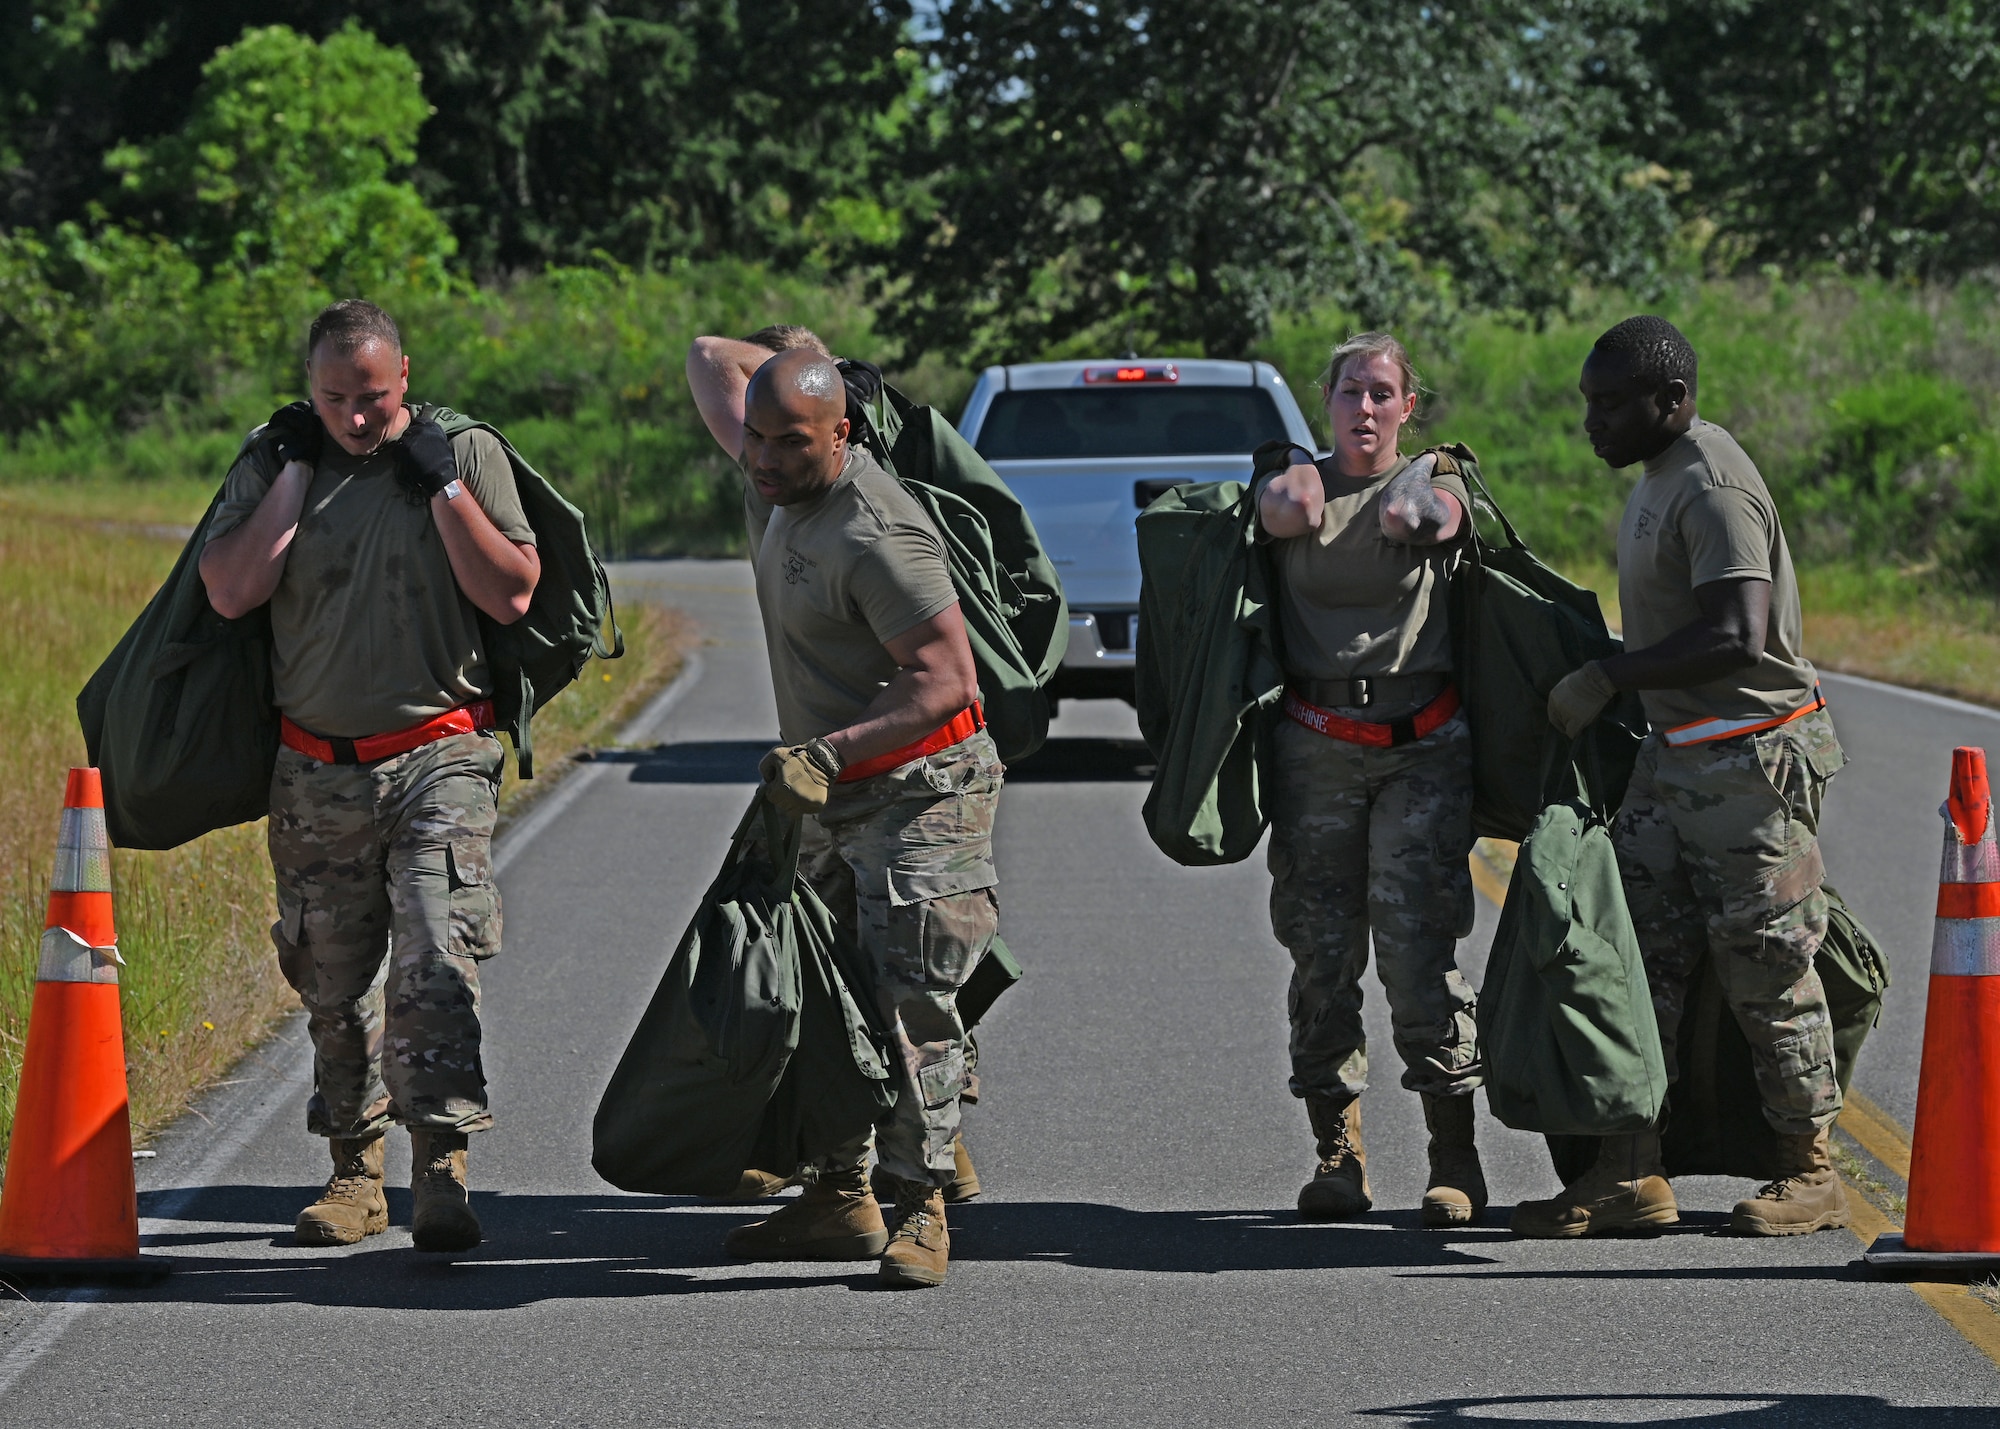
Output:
top-left (883, 0), bottom-right (1676, 361)
top-left (1, 1), bottom-right (1997, 369)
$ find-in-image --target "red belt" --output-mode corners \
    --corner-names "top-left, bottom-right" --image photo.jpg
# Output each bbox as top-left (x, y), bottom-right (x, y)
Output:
top-left (1283, 684), bottom-right (1460, 748)
top-left (281, 700), bottom-right (495, 766)
top-left (838, 704), bottom-right (985, 783)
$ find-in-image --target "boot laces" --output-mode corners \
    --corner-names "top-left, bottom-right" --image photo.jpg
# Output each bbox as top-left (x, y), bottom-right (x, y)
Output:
top-left (888, 1180), bottom-right (936, 1240)
top-left (322, 1172), bottom-right (375, 1204)
top-left (1316, 1129), bottom-right (1358, 1175)
top-left (1754, 1172), bottom-right (1808, 1201)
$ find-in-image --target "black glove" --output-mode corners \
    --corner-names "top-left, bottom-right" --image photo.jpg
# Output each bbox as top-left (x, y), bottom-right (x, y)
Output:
top-left (392, 414), bottom-right (458, 500)
top-left (264, 401), bottom-right (324, 468)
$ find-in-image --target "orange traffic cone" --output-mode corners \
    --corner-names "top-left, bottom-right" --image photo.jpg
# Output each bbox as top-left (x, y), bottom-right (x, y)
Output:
top-left (1867, 746), bottom-right (2000, 1271)
top-left (0, 768), bottom-right (166, 1281)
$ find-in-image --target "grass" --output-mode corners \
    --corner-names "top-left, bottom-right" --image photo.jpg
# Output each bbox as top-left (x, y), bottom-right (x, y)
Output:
top-left (0, 483), bottom-right (689, 1178)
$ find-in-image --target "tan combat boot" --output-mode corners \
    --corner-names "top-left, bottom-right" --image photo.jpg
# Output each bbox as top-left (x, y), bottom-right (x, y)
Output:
top-left (1420, 1093), bottom-right (1488, 1228)
top-left (294, 1136), bottom-right (388, 1247)
top-left (1299, 1097), bottom-right (1371, 1220)
top-left (724, 1161), bottom-right (888, 1261)
top-left (871, 1134), bottom-right (982, 1204)
top-left (1731, 1127), bottom-right (1850, 1236)
top-left (1511, 1128), bottom-right (1678, 1238)
top-left (879, 1176), bottom-right (950, 1289)
top-left (410, 1128), bottom-right (483, 1253)
top-left (725, 1167), bottom-right (803, 1201)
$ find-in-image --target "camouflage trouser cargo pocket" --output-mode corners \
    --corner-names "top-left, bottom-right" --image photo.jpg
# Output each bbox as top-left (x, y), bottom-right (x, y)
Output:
top-left (916, 1046), bottom-right (968, 1110)
top-left (445, 836), bottom-right (502, 959)
top-left (1763, 1021), bottom-right (1839, 1125)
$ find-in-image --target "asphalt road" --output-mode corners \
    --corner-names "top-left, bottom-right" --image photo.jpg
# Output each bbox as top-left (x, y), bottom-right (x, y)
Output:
top-left (0, 559), bottom-right (1996, 1427)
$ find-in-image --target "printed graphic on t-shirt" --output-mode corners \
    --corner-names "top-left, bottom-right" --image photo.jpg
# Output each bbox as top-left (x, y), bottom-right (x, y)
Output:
top-left (782, 547), bottom-right (815, 586)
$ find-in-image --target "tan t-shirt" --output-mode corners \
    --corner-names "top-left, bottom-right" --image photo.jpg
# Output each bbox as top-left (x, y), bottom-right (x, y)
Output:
top-left (1253, 454), bottom-right (1470, 703)
top-left (746, 447), bottom-right (959, 743)
top-left (206, 413), bottom-right (536, 738)
top-left (1617, 419), bottom-right (1817, 731)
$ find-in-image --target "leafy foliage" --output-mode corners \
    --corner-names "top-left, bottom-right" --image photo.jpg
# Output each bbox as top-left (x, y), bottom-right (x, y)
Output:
top-left (0, 2), bottom-right (916, 276)
top-left (0, 23), bottom-right (454, 426)
top-left (1643, 0), bottom-right (2000, 279)
top-left (882, 0), bottom-right (1676, 362)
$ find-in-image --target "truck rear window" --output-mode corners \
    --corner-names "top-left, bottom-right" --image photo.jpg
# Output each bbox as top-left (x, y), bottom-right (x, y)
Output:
top-left (975, 387), bottom-right (1290, 460)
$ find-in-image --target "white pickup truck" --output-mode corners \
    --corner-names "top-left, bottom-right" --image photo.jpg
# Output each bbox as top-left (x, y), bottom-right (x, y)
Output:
top-left (956, 358), bottom-right (1323, 708)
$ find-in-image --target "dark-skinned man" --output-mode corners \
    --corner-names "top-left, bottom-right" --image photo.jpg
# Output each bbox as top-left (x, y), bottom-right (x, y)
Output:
top-left (200, 299), bottom-right (540, 1253)
top-left (683, 340), bottom-right (999, 1289)
top-left (1516, 315), bottom-right (1847, 1240)
top-left (691, 325), bottom-right (990, 1211)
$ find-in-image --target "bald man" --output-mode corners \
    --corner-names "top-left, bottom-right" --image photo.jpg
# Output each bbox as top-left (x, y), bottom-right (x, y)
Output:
top-left (685, 337), bottom-right (1001, 1289)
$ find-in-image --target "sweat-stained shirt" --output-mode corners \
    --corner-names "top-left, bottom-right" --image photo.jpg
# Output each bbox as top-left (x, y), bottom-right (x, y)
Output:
top-left (743, 445), bottom-right (960, 744)
top-left (1616, 418), bottom-right (1818, 732)
top-left (205, 411), bottom-right (536, 738)
top-left (1252, 453), bottom-right (1471, 710)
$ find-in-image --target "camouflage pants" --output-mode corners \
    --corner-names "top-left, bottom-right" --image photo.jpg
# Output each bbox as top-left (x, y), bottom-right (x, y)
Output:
top-left (1613, 707), bottom-right (1846, 1135)
top-left (803, 731), bottom-right (1002, 1186)
top-left (1267, 711), bottom-right (1481, 1106)
top-left (267, 730), bottom-right (503, 1140)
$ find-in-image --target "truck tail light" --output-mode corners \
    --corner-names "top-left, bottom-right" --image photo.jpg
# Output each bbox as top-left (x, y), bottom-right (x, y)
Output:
top-left (1084, 364), bottom-right (1178, 384)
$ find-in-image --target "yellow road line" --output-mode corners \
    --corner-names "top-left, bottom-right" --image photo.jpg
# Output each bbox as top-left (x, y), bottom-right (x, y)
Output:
top-left (1839, 1089), bottom-right (1913, 1180)
top-left (1468, 839), bottom-right (1517, 907)
top-left (1465, 833), bottom-right (2000, 1362)
top-left (1842, 1186), bottom-right (2000, 1363)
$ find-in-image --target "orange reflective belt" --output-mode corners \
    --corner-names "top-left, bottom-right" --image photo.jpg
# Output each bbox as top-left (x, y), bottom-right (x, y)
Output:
top-left (837, 704), bottom-right (986, 783)
top-left (1282, 684), bottom-right (1461, 749)
top-left (1661, 686), bottom-right (1825, 748)
top-left (281, 700), bottom-right (496, 766)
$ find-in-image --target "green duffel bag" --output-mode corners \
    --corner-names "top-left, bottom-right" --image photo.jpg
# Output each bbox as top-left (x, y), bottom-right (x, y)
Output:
top-left (1550, 882), bottom-right (1891, 1183)
top-left (78, 403), bottom-right (620, 849)
top-left (1478, 753), bottom-right (1670, 1137)
top-left (1441, 445), bottom-right (1646, 842)
top-left (1132, 478), bottom-right (1287, 866)
top-left (844, 364), bottom-right (1069, 765)
top-left (1655, 886), bottom-right (1890, 1179)
top-left (592, 793), bottom-right (897, 1197)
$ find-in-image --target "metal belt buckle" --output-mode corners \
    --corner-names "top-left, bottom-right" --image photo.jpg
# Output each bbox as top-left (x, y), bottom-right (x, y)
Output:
top-left (1351, 677), bottom-right (1373, 709)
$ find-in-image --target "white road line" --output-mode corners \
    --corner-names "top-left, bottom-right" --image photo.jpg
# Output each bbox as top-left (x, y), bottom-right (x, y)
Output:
top-left (0, 648), bottom-right (711, 1397)
top-left (493, 649), bottom-right (705, 877)
top-left (1821, 669), bottom-right (2000, 725)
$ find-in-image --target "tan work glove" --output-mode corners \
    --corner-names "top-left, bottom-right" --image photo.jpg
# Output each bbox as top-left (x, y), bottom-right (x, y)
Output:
top-left (1547, 661), bottom-right (1619, 740)
top-left (759, 737), bottom-right (844, 815)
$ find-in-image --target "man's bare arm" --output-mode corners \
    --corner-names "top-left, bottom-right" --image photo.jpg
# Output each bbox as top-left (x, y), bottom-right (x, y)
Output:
top-left (198, 461), bottom-right (313, 618)
top-left (1602, 577), bottom-right (1770, 689)
top-left (686, 336), bottom-right (776, 457)
top-left (433, 490), bottom-right (541, 624)
top-left (824, 604), bottom-right (982, 766)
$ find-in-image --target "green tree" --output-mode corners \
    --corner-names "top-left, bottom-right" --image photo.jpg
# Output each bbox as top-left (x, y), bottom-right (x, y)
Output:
top-left (108, 21), bottom-right (456, 300)
top-left (0, 3), bottom-right (918, 277)
top-left (884, 0), bottom-right (1677, 363)
top-left (1640, 0), bottom-right (2000, 279)
top-left (0, 22), bottom-right (456, 427)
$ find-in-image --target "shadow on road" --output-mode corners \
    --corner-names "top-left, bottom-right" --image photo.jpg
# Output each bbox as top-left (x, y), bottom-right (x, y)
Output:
top-left (119, 1185), bottom-right (1528, 1309)
top-left (600, 737), bottom-right (1156, 786)
top-left (1361, 1393), bottom-right (1992, 1426)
